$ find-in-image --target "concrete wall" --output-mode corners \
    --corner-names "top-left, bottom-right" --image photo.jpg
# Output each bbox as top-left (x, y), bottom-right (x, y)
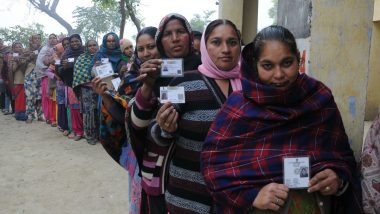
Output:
top-left (365, 2), bottom-right (380, 120)
top-left (218, 0), bottom-right (258, 44)
top-left (278, 0), bottom-right (312, 38)
top-left (218, 0), bottom-right (244, 31)
top-left (242, 0), bottom-right (258, 44)
top-left (309, 0), bottom-right (374, 159)
top-left (374, 0), bottom-right (380, 21)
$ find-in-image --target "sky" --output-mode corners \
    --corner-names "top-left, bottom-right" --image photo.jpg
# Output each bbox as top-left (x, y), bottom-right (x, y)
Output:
top-left (0, 0), bottom-right (273, 43)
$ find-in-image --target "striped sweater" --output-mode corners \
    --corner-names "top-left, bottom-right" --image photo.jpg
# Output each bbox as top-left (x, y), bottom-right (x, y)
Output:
top-left (132, 70), bottom-right (230, 213)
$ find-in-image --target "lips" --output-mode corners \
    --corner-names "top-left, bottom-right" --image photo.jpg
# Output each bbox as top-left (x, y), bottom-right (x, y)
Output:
top-left (271, 82), bottom-right (289, 88)
top-left (172, 45), bottom-right (182, 51)
top-left (220, 56), bottom-right (232, 60)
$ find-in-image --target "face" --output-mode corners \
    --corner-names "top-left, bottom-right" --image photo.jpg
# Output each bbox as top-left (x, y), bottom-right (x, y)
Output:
top-left (87, 41), bottom-right (98, 55)
top-left (206, 25), bottom-right (240, 71)
top-left (193, 38), bottom-right (201, 52)
top-left (123, 42), bottom-right (134, 57)
top-left (48, 35), bottom-right (58, 46)
top-left (62, 40), bottom-right (70, 50)
top-left (161, 19), bottom-right (190, 58)
top-left (13, 43), bottom-right (23, 53)
top-left (106, 35), bottom-right (116, 49)
top-left (136, 34), bottom-right (160, 62)
top-left (32, 35), bottom-right (41, 46)
top-left (70, 37), bottom-right (82, 50)
top-left (257, 40), bottom-right (299, 90)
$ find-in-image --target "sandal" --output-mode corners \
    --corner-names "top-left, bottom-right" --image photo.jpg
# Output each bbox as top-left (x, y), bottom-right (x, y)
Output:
top-left (68, 132), bottom-right (75, 139)
top-left (63, 130), bottom-right (70, 136)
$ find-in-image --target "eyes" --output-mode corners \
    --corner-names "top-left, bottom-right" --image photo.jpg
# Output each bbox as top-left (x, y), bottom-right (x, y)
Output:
top-left (137, 44), bottom-right (156, 52)
top-left (209, 38), bottom-right (239, 47)
top-left (260, 58), bottom-right (295, 71)
top-left (162, 28), bottom-right (187, 38)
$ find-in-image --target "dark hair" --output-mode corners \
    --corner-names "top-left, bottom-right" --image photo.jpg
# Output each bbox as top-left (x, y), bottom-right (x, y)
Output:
top-left (253, 25), bottom-right (299, 63)
top-left (204, 19), bottom-right (242, 45)
top-left (155, 13), bottom-right (193, 57)
top-left (193, 30), bottom-right (202, 40)
top-left (242, 25), bottom-right (299, 79)
top-left (69, 34), bottom-right (82, 44)
top-left (137, 26), bottom-right (157, 42)
top-left (12, 42), bottom-right (23, 49)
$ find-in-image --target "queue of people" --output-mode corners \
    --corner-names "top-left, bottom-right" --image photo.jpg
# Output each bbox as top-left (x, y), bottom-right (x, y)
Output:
top-left (0, 12), bottom-right (372, 214)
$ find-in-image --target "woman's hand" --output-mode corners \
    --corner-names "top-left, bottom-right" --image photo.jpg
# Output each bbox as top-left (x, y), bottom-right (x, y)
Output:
top-left (91, 77), bottom-right (108, 96)
top-left (136, 59), bottom-right (162, 88)
top-left (252, 183), bottom-right (289, 211)
top-left (308, 168), bottom-right (341, 195)
top-left (156, 102), bottom-right (179, 133)
top-left (119, 64), bottom-right (129, 76)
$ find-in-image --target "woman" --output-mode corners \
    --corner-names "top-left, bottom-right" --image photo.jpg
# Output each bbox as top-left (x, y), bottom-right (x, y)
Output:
top-left (24, 34), bottom-right (42, 123)
top-left (361, 108), bottom-right (380, 214)
top-left (139, 19), bottom-right (242, 213)
top-left (56, 40), bottom-right (70, 135)
top-left (8, 42), bottom-right (28, 120)
top-left (37, 34), bottom-right (58, 123)
top-left (60, 34), bottom-right (84, 141)
top-left (118, 38), bottom-right (134, 77)
top-left (96, 32), bottom-right (122, 73)
top-left (92, 26), bottom-right (160, 214)
top-left (72, 39), bottom-right (99, 145)
top-left (201, 25), bottom-right (362, 213)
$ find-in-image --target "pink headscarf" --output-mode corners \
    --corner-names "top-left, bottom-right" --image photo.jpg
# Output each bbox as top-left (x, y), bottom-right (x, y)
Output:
top-left (197, 29), bottom-right (242, 91)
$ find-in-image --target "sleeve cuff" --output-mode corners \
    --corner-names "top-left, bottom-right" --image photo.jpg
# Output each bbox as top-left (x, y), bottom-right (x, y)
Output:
top-left (135, 88), bottom-right (157, 110)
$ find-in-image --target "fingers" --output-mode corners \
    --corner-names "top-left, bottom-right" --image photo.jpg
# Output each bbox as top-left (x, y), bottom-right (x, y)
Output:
top-left (156, 103), bottom-right (179, 132)
top-left (91, 77), bottom-right (107, 95)
top-left (253, 183), bottom-right (289, 211)
top-left (308, 169), bottom-right (339, 195)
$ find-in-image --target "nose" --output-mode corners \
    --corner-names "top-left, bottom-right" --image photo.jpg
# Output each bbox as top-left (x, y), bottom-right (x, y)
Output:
top-left (172, 32), bottom-right (179, 42)
top-left (273, 66), bottom-right (285, 79)
top-left (143, 49), bottom-right (151, 58)
top-left (221, 42), bottom-right (230, 54)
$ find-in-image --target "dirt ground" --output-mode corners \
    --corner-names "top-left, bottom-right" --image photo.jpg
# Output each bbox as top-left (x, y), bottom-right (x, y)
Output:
top-left (0, 113), bottom-right (129, 214)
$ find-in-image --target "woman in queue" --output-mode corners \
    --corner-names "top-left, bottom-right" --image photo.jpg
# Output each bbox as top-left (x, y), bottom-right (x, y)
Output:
top-left (201, 25), bottom-right (362, 213)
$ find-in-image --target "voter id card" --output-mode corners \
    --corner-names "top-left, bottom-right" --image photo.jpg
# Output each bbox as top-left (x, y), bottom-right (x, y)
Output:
top-left (160, 58), bottom-right (184, 77)
top-left (160, 86), bottom-right (185, 104)
top-left (283, 156), bottom-right (310, 189)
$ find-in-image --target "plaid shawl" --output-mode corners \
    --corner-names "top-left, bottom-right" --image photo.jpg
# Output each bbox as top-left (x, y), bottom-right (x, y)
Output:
top-left (201, 73), bottom-right (362, 213)
top-left (72, 50), bottom-right (95, 89)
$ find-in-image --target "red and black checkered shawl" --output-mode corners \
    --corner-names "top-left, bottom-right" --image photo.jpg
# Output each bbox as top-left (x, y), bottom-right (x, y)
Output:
top-left (201, 73), bottom-right (362, 213)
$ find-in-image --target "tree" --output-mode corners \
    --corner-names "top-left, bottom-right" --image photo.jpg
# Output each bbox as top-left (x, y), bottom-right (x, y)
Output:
top-left (73, 4), bottom-right (121, 41)
top-left (27, 0), bottom-right (78, 34)
top-left (190, 10), bottom-right (215, 32)
top-left (92, 0), bottom-right (142, 38)
top-left (0, 23), bottom-right (47, 47)
top-left (268, 0), bottom-right (278, 24)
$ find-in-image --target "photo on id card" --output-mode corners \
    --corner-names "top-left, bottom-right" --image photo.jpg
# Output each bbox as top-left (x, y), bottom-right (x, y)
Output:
top-left (160, 86), bottom-right (185, 104)
top-left (283, 156), bottom-right (310, 189)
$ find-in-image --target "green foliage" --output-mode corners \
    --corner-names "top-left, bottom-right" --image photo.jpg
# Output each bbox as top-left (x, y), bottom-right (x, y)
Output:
top-left (0, 23), bottom-right (47, 47)
top-left (73, 3), bottom-right (121, 41)
top-left (190, 10), bottom-right (215, 32)
top-left (268, 0), bottom-right (278, 24)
